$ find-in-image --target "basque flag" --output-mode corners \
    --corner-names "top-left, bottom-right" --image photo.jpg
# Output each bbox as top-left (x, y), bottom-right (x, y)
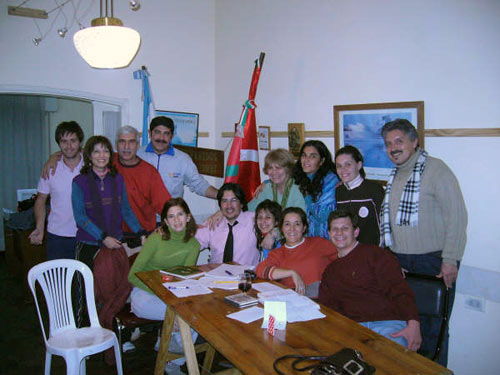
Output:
top-left (224, 53), bottom-right (265, 201)
top-left (133, 66), bottom-right (154, 146)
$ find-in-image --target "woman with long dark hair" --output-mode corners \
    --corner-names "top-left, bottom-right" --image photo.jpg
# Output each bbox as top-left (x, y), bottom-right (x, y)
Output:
top-left (254, 199), bottom-right (283, 260)
top-left (293, 140), bottom-right (339, 239)
top-left (72, 135), bottom-right (144, 270)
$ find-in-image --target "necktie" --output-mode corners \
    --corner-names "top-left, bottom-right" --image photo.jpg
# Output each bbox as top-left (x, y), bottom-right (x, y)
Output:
top-left (223, 221), bottom-right (238, 263)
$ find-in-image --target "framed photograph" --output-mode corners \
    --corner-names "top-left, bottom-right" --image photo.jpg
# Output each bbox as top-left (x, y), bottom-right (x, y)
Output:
top-left (258, 126), bottom-right (271, 150)
top-left (155, 110), bottom-right (199, 147)
top-left (288, 123), bottom-right (305, 157)
top-left (334, 101), bottom-right (424, 181)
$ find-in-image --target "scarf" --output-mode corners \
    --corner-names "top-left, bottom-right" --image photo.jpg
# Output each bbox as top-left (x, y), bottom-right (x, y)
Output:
top-left (380, 149), bottom-right (427, 247)
top-left (272, 177), bottom-right (293, 207)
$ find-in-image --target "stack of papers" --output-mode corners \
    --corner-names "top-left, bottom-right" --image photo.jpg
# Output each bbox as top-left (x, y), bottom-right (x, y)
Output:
top-left (163, 279), bottom-right (213, 298)
top-left (258, 289), bottom-right (325, 322)
top-left (204, 264), bottom-right (254, 279)
top-left (196, 276), bottom-right (239, 290)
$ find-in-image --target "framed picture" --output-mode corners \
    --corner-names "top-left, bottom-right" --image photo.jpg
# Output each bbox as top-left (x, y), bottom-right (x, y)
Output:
top-left (288, 123), bottom-right (305, 157)
top-left (155, 110), bottom-right (199, 147)
top-left (258, 126), bottom-right (271, 150)
top-left (334, 101), bottom-right (424, 181)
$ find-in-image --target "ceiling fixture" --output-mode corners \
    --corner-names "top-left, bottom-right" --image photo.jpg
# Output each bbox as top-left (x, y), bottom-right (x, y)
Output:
top-left (129, 0), bottom-right (141, 11)
top-left (32, 37), bottom-right (42, 46)
top-left (73, 0), bottom-right (141, 69)
top-left (57, 27), bottom-right (68, 38)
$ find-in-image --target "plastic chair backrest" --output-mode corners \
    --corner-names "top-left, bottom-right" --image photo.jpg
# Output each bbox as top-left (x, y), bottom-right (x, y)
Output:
top-left (28, 259), bottom-right (102, 343)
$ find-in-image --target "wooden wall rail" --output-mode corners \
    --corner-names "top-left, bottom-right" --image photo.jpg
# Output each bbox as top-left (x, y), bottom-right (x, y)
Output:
top-left (220, 128), bottom-right (500, 138)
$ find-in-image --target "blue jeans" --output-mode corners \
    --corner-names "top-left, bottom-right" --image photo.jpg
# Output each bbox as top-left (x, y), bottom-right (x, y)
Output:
top-left (46, 232), bottom-right (77, 260)
top-left (395, 251), bottom-right (457, 367)
top-left (360, 320), bottom-right (408, 347)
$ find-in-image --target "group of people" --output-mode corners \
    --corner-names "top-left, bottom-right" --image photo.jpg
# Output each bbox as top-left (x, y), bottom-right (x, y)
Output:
top-left (29, 115), bottom-right (466, 367)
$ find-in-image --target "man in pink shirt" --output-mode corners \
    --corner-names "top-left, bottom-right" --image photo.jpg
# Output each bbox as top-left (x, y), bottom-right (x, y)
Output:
top-left (29, 121), bottom-right (84, 259)
top-left (196, 183), bottom-right (260, 266)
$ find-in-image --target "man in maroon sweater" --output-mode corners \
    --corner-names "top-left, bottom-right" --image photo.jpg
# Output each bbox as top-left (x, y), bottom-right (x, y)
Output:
top-left (319, 210), bottom-right (422, 351)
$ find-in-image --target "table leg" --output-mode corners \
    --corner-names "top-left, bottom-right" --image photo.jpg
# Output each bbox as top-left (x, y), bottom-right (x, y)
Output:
top-left (154, 307), bottom-right (176, 375)
top-left (177, 315), bottom-right (200, 375)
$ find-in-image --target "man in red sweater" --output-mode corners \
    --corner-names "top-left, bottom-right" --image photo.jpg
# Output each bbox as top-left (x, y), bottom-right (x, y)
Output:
top-left (319, 210), bottom-right (422, 351)
top-left (115, 126), bottom-right (171, 238)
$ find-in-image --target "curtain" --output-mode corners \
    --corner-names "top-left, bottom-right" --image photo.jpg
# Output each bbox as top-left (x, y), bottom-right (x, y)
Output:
top-left (0, 95), bottom-right (46, 250)
top-left (102, 110), bottom-right (121, 149)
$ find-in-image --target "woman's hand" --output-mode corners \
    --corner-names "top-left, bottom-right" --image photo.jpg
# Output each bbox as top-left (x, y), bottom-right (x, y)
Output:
top-left (261, 230), bottom-right (277, 249)
top-left (291, 271), bottom-right (306, 295)
top-left (41, 151), bottom-right (63, 179)
top-left (103, 236), bottom-right (122, 249)
top-left (253, 182), bottom-right (266, 198)
top-left (140, 235), bottom-right (147, 246)
top-left (205, 210), bottom-right (223, 230)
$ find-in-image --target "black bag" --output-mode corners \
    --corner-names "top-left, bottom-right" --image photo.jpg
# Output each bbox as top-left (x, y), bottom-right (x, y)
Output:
top-left (273, 348), bottom-right (375, 375)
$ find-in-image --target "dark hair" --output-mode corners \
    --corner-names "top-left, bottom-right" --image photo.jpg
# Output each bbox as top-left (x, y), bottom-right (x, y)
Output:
top-left (327, 210), bottom-right (359, 231)
top-left (160, 198), bottom-right (197, 242)
top-left (149, 116), bottom-right (175, 133)
top-left (381, 118), bottom-right (419, 144)
top-left (279, 207), bottom-right (309, 238)
top-left (217, 183), bottom-right (248, 211)
top-left (80, 136), bottom-right (117, 175)
top-left (293, 140), bottom-right (337, 202)
top-left (254, 200), bottom-right (283, 249)
top-left (335, 145), bottom-right (366, 178)
top-left (55, 121), bottom-right (84, 144)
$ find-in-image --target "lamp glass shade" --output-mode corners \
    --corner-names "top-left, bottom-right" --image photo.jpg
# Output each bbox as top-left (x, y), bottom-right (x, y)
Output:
top-left (73, 25), bottom-right (141, 69)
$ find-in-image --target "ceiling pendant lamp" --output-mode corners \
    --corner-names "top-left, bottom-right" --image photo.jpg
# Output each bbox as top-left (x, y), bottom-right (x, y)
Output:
top-left (73, 0), bottom-right (140, 69)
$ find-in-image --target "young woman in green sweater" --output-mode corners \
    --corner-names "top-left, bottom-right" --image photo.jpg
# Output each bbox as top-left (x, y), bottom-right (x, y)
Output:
top-left (129, 198), bottom-right (200, 319)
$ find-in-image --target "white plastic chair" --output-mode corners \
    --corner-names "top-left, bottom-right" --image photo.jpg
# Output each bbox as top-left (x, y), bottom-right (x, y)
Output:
top-left (28, 259), bottom-right (123, 375)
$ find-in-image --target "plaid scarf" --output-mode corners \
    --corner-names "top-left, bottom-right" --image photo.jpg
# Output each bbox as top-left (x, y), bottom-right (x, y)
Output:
top-left (380, 149), bottom-right (428, 247)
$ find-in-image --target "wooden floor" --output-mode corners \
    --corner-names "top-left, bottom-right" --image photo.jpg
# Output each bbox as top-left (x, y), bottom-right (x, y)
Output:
top-left (0, 252), bottom-right (234, 375)
top-left (0, 252), bottom-right (164, 375)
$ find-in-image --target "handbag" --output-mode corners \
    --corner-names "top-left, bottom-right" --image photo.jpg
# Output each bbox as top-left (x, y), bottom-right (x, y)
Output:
top-left (273, 348), bottom-right (375, 375)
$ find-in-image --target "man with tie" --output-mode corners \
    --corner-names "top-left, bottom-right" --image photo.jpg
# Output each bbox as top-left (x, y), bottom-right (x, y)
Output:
top-left (196, 183), bottom-right (260, 265)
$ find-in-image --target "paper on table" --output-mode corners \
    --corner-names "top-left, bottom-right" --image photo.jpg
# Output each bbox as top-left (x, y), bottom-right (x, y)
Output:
top-left (258, 289), bottom-right (324, 322)
top-left (163, 279), bottom-right (213, 298)
top-left (204, 264), bottom-right (254, 279)
top-left (252, 282), bottom-right (284, 293)
top-left (226, 306), bottom-right (264, 324)
top-left (196, 276), bottom-right (239, 290)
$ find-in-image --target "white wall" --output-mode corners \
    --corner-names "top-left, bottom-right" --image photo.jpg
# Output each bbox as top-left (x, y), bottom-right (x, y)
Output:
top-left (215, 1), bottom-right (500, 374)
top-left (0, 0), bottom-right (220, 214)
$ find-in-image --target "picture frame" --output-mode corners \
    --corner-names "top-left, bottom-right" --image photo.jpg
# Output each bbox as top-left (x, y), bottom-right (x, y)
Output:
top-left (334, 101), bottom-right (424, 181)
top-left (258, 126), bottom-right (271, 150)
top-left (155, 110), bottom-right (199, 147)
top-left (288, 123), bottom-right (305, 157)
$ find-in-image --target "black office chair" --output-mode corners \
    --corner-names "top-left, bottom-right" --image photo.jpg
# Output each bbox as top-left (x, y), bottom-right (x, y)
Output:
top-left (405, 272), bottom-right (450, 361)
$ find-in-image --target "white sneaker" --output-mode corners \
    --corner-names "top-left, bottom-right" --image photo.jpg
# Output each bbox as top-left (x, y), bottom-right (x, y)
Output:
top-left (130, 327), bottom-right (141, 342)
top-left (122, 341), bottom-right (136, 353)
top-left (164, 361), bottom-right (182, 375)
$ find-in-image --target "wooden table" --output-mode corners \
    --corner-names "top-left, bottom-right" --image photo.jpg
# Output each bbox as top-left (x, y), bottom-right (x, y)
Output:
top-left (136, 268), bottom-right (452, 375)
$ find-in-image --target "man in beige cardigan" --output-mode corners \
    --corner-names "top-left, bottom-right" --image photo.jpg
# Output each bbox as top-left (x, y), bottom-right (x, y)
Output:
top-left (380, 118), bottom-right (467, 367)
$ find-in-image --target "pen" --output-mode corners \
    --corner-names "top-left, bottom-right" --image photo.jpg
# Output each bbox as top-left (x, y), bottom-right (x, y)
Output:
top-left (225, 270), bottom-right (234, 276)
top-left (168, 286), bottom-right (190, 290)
